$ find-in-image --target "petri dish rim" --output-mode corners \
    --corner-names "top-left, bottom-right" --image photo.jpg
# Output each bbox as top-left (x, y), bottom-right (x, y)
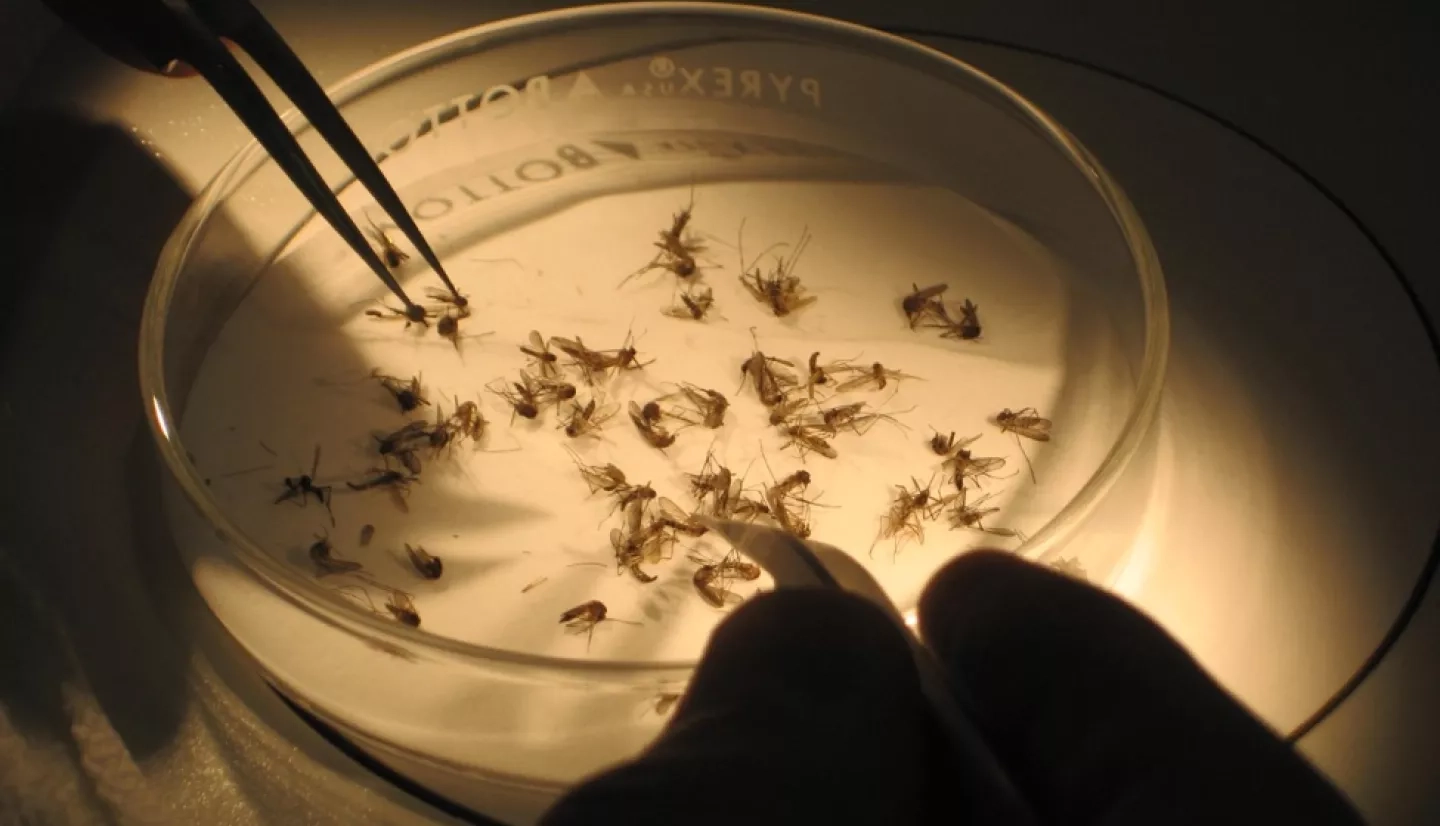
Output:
top-left (138, 1), bottom-right (1170, 680)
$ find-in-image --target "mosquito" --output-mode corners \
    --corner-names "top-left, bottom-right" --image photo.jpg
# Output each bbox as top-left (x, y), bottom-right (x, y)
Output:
top-left (778, 423), bottom-right (838, 461)
top-left (927, 430), bottom-right (979, 458)
top-left (994, 407), bottom-right (1052, 483)
top-left (739, 226), bottom-right (817, 317)
top-left (611, 534), bottom-right (655, 584)
top-left (487, 373), bottom-right (542, 422)
top-left (404, 543), bottom-right (443, 580)
top-left (598, 328), bottom-right (653, 375)
top-left (663, 286), bottom-right (718, 321)
top-left (936, 298), bottom-right (982, 341)
top-left (364, 302), bottom-right (434, 329)
top-left (763, 464), bottom-right (821, 538)
top-left (346, 468), bottom-right (419, 513)
top-left (902, 283), bottom-right (950, 329)
top-left (621, 190), bottom-right (703, 285)
top-left (814, 400), bottom-right (910, 436)
top-left (366, 219), bottom-right (409, 268)
top-left (948, 489), bottom-right (1024, 539)
top-left (691, 549), bottom-right (760, 608)
top-left (802, 351), bottom-right (862, 399)
top-left (372, 370), bottom-right (429, 412)
top-left (565, 448), bottom-right (631, 495)
top-left (629, 400), bottom-right (679, 450)
top-left (767, 393), bottom-right (814, 427)
top-left (309, 532), bottom-right (362, 577)
top-left (434, 310), bottom-right (471, 353)
top-left (687, 450), bottom-right (735, 516)
top-left (446, 397), bottom-right (487, 444)
top-left (835, 362), bottom-right (922, 393)
top-left (655, 496), bottom-right (708, 537)
top-left (375, 420), bottom-right (431, 460)
top-left (673, 383), bottom-right (729, 429)
top-left (275, 444), bottom-right (334, 524)
top-left (562, 397), bottom-right (618, 439)
top-left (560, 600), bottom-right (636, 650)
top-left (520, 330), bottom-right (561, 378)
top-left (872, 477), bottom-right (949, 558)
top-left (739, 330), bottom-right (798, 406)
top-left (550, 335), bottom-right (613, 385)
top-left (945, 446), bottom-right (1010, 489)
top-left (385, 591), bottom-right (421, 627)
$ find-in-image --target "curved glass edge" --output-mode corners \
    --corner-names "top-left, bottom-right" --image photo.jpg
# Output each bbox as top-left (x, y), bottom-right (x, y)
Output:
top-left (139, 1), bottom-right (1169, 681)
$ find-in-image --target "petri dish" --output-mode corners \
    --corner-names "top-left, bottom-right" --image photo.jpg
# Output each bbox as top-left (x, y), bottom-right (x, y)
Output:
top-left (140, 3), bottom-right (1168, 819)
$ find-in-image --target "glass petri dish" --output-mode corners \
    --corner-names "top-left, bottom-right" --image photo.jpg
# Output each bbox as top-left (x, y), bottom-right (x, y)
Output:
top-left (140, 2), bottom-right (1167, 817)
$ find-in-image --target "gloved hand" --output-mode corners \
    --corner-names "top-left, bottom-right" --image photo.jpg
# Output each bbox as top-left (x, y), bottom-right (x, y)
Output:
top-left (541, 550), bottom-right (1364, 825)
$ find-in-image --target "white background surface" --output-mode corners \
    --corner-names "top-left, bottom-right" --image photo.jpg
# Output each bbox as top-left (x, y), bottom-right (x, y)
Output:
top-left (1, 2), bottom-right (1435, 824)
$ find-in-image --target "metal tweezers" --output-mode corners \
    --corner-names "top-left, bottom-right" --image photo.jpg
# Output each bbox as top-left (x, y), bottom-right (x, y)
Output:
top-left (129, 0), bottom-right (455, 319)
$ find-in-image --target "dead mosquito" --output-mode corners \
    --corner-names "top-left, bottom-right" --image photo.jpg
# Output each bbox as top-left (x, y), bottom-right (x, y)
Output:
top-left (309, 532), bottom-right (362, 577)
top-left (565, 449), bottom-right (631, 495)
top-left (663, 286), bottom-right (718, 321)
top-left (835, 361), bottom-right (922, 393)
top-left (802, 351), bottom-right (862, 399)
top-left (778, 423), bottom-right (838, 460)
top-left (333, 582), bottom-right (420, 628)
top-left (655, 496), bottom-right (708, 537)
top-left (275, 444), bottom-right (334, 524)
top-left (372, 370), bottom-right (429, 412)
top-left (767, 393), bottom-right (814, 427)
top-left (609, 480), bottom-right (658, 519)
top-left (739, 330), bottom-right (798, 406)
top-left (385, 591), bottom-right (421, 627)
top-left (994, 407), bottom-right (1052, 483)
top-left (531, 376), bottom-right (578, 409)
top-left (562, 397), bottom-right (618, 439)
top-left (599, 328), bottom-right (653, 375)
top-left (560, 599), bottom-right (636, 650)
top-left (814, 399), bottom-right (911, 436)
top-left (691, 549), bottom-right (760, 608)
top-left (366, 219), bottom-right (409, 268)
top-left (739, 226), bottom-right (817, 317)
top-left (629, 400), bottom-right (680, 450)
top-left (404, 543), bottom-right (443, 580)
top-left (937, 298), bottom-right (982, 341)
top-left (872, 477), bottom-right (949, 557)
top-left (946, 445), bottom-right (1010, 489)
top-left (487, 373), bottom-right (542, 422)
top-left (673, 383), bottom-right (729, 429)
top-left (949, 489), bottom-right (1024, 540)
top-left (346, 468), bottom-right (419, 513)
top-left (621, 190), bottom-right (703, 285)
top-left (363, 303), bottom-right (429, 330)
top-left (611, 524), bottom-right (658, 584)
top-left (763, 465), bottom-right (822, 538)
top-left (927, 430), bottom-right (979, 458)
top-left (902, 283), bottom-right (950, 329)
top-left (520, 330), bottom-right (561, 378)
top-left (425, 286), bottom-right (470, 312)
top-left (375, 420), bottom-right (431, 461)
top-left (446, 397), bottom-right (488, 444)
top-left (687, 450), bottom-right (735, 515)
top-left (550, 335), bottom-right (613, 385)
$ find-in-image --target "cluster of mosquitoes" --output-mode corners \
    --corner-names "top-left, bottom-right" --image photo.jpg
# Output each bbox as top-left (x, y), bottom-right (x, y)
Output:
top-left (267, 194), bottom-right (1061, 650)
